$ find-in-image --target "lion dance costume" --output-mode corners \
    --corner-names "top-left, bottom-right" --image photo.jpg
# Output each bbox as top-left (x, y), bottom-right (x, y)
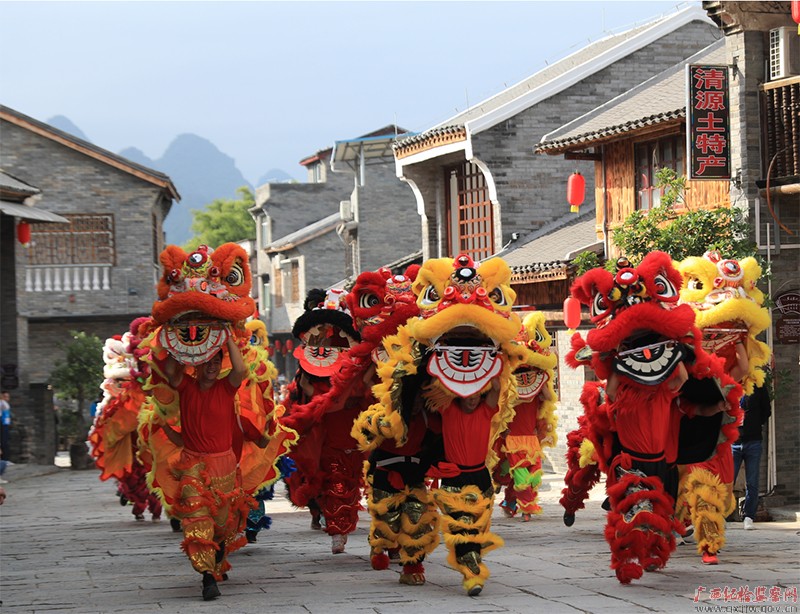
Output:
top-left (349, 266), bottom-right (444, 586)
top-left (280, 288), bottom-right (366, 554)
top-left (89, 319), bottom-right (162, 521)
top-left (362, 254), bottom-right (520, 596)
top-left (493, 311), bottom-right (558, 521)
top-left (673, 251), bottom-right (770, 563)
top-left (136, 243), bottom-right (296, 596)
top-left (560, 252), bottom-right (741, 584)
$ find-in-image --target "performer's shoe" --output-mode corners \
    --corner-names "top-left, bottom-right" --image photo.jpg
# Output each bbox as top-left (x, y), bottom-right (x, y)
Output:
top-left (245, 530), bottom-right (258, 544)
top-left (331, 533), bottom-right (347, 554)
top-left (201, 572), bottom-right (221, 601)
top-left (310, 510), bottom-right (322, 531)
top-left (500, 500), bottom-right (517, 517)
top-left (467, 584), bottom-right (483, 597)
top-left (701, 549), bottom-right (719, 565)
top-left (399, 563), bottom-right (425, 585)
top-left (457, 550), bottom-right (482, 576)
top-left (370, 551), bottom-right (390, 570)
top-left (170, 518), bottom-right (182, 532)
top-left (521, 513), bottom-right (532, 522)
top-left (119, 495), bottom-right (128, 506)
top-left (134, 514), bottom-right (145, 521)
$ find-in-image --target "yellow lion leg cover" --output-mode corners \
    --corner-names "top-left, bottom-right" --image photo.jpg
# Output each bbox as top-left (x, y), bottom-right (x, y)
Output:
top-left (396, 485), bottom-right (440, 565)
top-left (367, 487), bottom-right (404, 554)
top-left (433, 485), bottom-right (504, 592)
top-left (681, 468), bottom-right (735, 556)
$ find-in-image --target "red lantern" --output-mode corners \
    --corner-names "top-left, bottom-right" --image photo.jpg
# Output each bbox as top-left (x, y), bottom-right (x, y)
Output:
top-left (563, 296), bottom-right (582, 331)
top-left (793, 0), bottom-right (800, 32)
top-left (567, 171), bottom-right (585, 213)
top-left (17, 220), bottom-right (31, 247)
top-left (274, 339), bottom-right (282, 351)
top-left (285, 339), bottom-right (294, 353)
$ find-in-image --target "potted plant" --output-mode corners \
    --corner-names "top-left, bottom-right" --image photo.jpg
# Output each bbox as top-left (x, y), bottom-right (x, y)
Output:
top-left (49, 331), bottom-right (104, 470)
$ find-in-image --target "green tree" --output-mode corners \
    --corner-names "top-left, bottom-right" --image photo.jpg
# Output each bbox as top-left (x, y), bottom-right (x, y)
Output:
top-left (50, 330), bottom-right (104, 440)
top-left (612, 168), bottom-right (755, 263)
top-left (184, 186), bottom-right (256, 251)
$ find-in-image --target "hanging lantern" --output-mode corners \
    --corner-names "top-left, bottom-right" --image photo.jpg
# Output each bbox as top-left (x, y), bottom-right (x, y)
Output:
top-left (285, 339), bottom-right (294, 353)
top-left (563, 296), bottom-right (582, 331)
top-left (793, 0), bottom-right (800, 33)
top-left (567, 171), bottom-right (585, 213)
top-left (274, 339), bottom-right (282, 351)
top-left (17, 220), bottom-right (31, 247)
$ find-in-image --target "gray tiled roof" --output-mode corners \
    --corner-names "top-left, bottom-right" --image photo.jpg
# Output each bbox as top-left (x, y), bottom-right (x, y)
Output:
top-left (537, 39), bottom-right (726, 152)
top-left (396, 5), bottom-right (709, 150)
top-left (0, 170), bottom-right (40, 196)
top-left (267, 212), bottom-right (339, 251)
top-left (499, 210), bottom-right (601, 269)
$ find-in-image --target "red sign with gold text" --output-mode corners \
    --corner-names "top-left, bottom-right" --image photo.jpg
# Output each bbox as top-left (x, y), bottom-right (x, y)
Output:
top-left (686, 65), bottom-right (731, 180)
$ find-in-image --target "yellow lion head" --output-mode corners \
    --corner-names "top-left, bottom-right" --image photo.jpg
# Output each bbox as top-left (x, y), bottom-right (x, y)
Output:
top-left (677, 251), bottom-right (771, 393)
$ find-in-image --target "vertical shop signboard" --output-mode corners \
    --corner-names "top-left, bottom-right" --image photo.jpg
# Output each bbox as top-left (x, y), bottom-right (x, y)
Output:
top-left (686, 64), bottom-right (731, 180)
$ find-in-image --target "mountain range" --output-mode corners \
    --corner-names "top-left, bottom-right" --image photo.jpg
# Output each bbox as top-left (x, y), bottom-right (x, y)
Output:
top-left (47, 115), bottom-right (296, 245)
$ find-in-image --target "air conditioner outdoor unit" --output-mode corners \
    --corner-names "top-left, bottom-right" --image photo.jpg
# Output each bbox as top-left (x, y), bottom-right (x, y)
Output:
top-left (769, 27), bottom-right (800, 81)
top-left (339, 200), bottom-right (353, 221)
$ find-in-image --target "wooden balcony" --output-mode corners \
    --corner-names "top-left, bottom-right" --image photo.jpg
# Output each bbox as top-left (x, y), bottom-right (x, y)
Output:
top-left (761, 76), bottom-right (800, 180)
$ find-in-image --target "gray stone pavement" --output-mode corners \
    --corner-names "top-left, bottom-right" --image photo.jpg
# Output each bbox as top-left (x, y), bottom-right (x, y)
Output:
top-left (1, 461), bottom-right (798, 614)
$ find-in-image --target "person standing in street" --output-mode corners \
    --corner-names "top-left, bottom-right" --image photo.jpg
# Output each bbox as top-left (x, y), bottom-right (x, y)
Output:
top-left (733, 380), bottom-right (772, 530)
top-left (0, 391), bottom-right (11, 461)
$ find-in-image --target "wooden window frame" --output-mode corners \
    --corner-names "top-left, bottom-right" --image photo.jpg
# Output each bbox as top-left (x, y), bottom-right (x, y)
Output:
top-left (634, 135), bottom-right (685, 211)
top-left (445, 161), bottom-right (494, 260)
top-left (29, 214), bottom-right (116, 266)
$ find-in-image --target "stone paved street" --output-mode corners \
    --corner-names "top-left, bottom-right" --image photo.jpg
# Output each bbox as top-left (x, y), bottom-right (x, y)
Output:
top-left (1, 462), bottom-right (798, 614)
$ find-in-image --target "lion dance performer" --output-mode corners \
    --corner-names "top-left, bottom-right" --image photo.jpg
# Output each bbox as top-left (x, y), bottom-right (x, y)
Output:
top-left (349, 266), bottom-right (444, 586)
top-left (363, 254), bottom-right (520, 596)
top-left (89, 319), bottom-right (162, 521)
top-left (280, 288), bottom-right (366, 554)
top-left (136, 243), bottom-right (296, 600)
top-left (673, 251), bottom-right (770, 564)
top-left (559, 252), bottom-right (741, 584)
top-left (493, 311), bottom-right (558, 521)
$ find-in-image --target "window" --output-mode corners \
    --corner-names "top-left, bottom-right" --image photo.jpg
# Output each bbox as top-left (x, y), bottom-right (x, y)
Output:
top-left (29, 214), bottom-right (115, 265)
top-left (634, 136), bottom-right (685, 210)
top-left (445, 162), bottom-right (494, 260)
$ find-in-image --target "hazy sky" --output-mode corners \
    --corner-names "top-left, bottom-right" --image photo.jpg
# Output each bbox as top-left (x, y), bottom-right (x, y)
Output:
top-left (1, 1), bottom-right (697, 184)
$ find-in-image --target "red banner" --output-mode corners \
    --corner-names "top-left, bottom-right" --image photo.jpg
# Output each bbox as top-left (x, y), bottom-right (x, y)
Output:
top-left (686, 64), bottom-right (731, 180)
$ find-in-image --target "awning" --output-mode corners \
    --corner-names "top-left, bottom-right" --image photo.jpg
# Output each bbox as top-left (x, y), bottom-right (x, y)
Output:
top-left (0, 200), bottom-right (69, 223)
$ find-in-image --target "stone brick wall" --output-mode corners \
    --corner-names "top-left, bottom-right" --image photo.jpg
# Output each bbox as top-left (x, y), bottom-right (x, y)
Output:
top-left (1, 117), bottom-right (172, 464)
top-left (352, 161), bottom-right (420, 273)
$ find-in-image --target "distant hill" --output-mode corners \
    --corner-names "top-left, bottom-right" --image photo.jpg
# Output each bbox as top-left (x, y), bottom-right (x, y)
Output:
top-left (46, 116), bottom-right (295, 246)
top-left (120, 134), bottom-right (251, 245)
top-left (257, 168), bottom-right (297, 185)
top-left (47, 115), bottom-right (91, 142)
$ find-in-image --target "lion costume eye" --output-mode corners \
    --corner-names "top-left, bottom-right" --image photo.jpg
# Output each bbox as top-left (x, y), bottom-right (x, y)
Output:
top-left (687, 278), bottom-right (704, 291)
top-left (420, 285), bottom-right (440, 306)
top-left (225, 263), bottom-right (245, 286)
top-left (359, 293), bottom-right (381, 309)
top-left (654, 273), bottom-right (678, 299)
top-left (592, 292), bottom-right (608, 318)
top-left (534, 329), bottom-right (545, 344)
top-left (488, 287), bottom-right (508, 307)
